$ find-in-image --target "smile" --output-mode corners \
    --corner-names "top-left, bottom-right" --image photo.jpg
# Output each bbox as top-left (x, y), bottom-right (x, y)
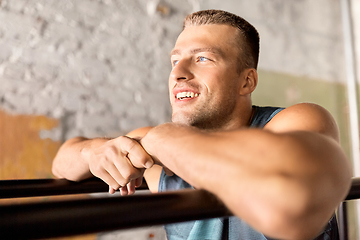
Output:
top-left (176, 92), bottom-right (200, 100)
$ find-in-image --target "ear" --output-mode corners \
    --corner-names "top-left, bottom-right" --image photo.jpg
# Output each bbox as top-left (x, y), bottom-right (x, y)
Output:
top-left (239, 68), bottom-right (258, 95)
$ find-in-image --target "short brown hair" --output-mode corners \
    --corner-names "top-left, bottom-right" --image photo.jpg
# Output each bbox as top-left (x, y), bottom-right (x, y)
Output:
top-left (183, 9), bottom-right (260, 71)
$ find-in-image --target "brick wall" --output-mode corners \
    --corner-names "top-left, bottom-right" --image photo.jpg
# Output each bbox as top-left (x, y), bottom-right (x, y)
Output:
top-left (0, 0), bottom-right (349, 142)
top-left (0, 0), bottom-right (358, 239)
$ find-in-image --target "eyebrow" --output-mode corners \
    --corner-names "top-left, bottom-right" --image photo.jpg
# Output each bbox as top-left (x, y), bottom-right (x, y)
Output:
top-left (170, 47), bottom-right (224, 57)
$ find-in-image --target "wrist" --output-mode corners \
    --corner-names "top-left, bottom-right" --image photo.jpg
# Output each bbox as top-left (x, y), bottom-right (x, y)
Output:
top-left (79, 138), bottom-right (109, 166)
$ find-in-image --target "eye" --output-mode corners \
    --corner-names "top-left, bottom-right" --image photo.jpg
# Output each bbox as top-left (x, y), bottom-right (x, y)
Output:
top-left (198, 56), bottom-right (209, 62)
top-left (172, 60), bottom-right (179, 67)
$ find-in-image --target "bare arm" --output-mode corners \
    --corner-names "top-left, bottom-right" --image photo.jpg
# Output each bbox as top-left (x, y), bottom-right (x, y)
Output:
top-left (141, 103), bottom-right (352, 240)
top-left (52, 137), bottom-right (107, 181)
top-left (52, 127), bottom-right (156, 195)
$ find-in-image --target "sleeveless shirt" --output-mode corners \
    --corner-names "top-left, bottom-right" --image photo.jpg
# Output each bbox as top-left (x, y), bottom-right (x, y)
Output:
top-left (158, 106), bottom-right (339, 240)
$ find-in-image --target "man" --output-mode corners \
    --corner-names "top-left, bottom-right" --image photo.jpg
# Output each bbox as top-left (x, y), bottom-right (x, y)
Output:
top-left (52, 10), bottom-right (351, 240)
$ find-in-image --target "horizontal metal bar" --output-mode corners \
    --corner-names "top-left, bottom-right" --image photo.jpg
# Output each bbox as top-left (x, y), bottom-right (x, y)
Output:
top-left (0, 177), bottom-right (148, 199)
top-left (0, 189), bottom-right (232, 239)
top-left (1, 177), bottom-right (359, 200)
top-left (345, 177), bottom-right (360, 200)
top-left (0, 177), bottom-right (358, 239)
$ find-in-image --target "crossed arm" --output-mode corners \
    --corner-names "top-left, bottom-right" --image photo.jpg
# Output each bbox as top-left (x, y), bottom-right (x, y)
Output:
top-left (52, 103), bottom-right (352, 239)
top-left (52, 132), bottom-right (156, 195)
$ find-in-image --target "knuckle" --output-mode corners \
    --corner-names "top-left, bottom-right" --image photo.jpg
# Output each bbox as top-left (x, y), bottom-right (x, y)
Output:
top-left (122, 176), bottom-right (131, 184)
top-left (112, 183), bottom-right (121, 190)
top-left (104, 146), bottom-right (118, 158)
top-left (80, 147), bottom-right (91, 158)
top-left (126, 141), bottom-right (137, 153)
top-left (119, 180), bottom-right (128, 187)
top-left (138, 154), bottom-right (149, 164)
top-left (99, 156), bottom-right (110, 166)
top-left (89, 164), bottom-right (101, 176)
top-left (119, 136), bottom-right (137, 153)
top-left (123, 168), bottom-right (141, 180)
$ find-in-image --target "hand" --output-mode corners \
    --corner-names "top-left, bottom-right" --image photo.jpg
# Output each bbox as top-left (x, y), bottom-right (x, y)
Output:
top-left (140, 124), bottom-right (175, 177)
top-left (81, 136), bottom-right (154, 195)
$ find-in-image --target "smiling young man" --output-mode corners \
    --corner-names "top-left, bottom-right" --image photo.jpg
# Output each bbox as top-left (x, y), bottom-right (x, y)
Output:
top-left (52, 10), bottom-right (352, 240)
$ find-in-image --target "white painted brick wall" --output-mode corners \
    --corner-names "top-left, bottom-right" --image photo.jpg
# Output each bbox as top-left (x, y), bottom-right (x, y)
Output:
top-left (0, 1), bottom-right (357, 239)
top-left (0, 0), bottom-right (350, 141)
top-left (0, 0), bottom-right (196, 141)
top-left (202, 0), bottom-right (346, 83)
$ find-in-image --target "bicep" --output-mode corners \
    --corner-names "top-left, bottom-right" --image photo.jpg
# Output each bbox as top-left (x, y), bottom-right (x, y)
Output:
top-left (264, 103), bottom-right (339, 142)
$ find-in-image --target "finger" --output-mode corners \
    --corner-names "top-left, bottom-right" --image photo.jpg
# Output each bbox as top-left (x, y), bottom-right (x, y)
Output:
top-left (117, 136), bottom-right (154, 169)
top-left (109, 186), bottom-right (116, 194)
top-left (91, 167), bottom-right (122, 192)
top-left (135, 177), bottom-right (143, 188)
top-left (120, 185), bottom-right (128, 196)
top-left (113, 154), bottom-right (144, 182)
top-left (127, 180), bottom-right (136, 195)
top-left (99, 148), bottom-right (134, 188)
top-left (101, 161), bottom-right (130, 189)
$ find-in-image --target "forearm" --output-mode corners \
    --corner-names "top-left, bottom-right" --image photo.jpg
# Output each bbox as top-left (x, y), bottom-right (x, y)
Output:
top-left (52, 137), bottom-right (109, 181)
top-left (141, 123), bottom-right (351, 239)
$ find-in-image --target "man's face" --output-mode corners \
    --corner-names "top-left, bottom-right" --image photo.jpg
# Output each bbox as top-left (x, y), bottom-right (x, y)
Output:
top-left (169, 24), bottom-right (247, 130)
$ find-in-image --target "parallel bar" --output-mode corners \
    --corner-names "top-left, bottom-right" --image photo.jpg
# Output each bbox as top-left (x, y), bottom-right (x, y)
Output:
top-left (2, 177), bottom-right (359, 200)
top-left (345, 177), bottom-right (360, 200)
top-left (340, 0), bottom-right (360, 236)
top-left (0, 177), bottom-right (147, 199)
top-left (0, 189), bottom-right (231, 239)
top-left (0, 177), bottom-right (359, 239)
top-left (340, 0), bottom-right (360, 179)
top-left (338, 201), bottom-right (348, 240)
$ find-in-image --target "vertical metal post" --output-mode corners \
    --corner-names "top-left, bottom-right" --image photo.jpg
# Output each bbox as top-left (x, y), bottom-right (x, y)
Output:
top-left (340, 0), bottom-right (360, 239)
top-left (341, 0), bottom-right (360, 176)
top-left (339, 202), bottom-right (348, 240)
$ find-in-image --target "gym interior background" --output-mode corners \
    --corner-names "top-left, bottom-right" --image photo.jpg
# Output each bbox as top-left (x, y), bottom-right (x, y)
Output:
top-left (0, 0), bottom-right (359, 239)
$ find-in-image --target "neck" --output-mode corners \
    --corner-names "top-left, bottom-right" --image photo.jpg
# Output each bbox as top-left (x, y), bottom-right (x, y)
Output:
top-left (195, 102), bottom-right (254, 132)
top-left (223, 103), bottom-right (254, 131)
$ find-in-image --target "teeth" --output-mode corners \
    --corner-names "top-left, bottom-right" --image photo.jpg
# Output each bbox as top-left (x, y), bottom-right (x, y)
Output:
top-left (176, 92), bottom-right (199, 100)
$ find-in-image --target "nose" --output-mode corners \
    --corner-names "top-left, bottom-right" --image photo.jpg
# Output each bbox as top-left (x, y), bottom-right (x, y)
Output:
top-left (169, 59), bottom-right (194, 82)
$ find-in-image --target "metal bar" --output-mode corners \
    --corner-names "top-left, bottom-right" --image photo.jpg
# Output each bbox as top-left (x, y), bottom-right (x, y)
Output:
top-left (0, 189), bottom-right (231, 239)
top-left (0, 177), bottom-right (148, 199)
top-left (0, 177), bottom-right (358, 239)
top-left (345, 177), bottom-right (360, 200)
top-left (1, 177), bottom-right (359, 199)
top-left (340, 0), bottom-right (360, 238)
top-left (341, 0), bottom-right (360, 179)
top-left (338, 201), bottom-right (348, 240)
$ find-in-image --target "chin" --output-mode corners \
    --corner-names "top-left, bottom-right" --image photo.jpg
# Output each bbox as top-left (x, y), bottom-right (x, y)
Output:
top-left (171, 113), bottom-right (194, 126)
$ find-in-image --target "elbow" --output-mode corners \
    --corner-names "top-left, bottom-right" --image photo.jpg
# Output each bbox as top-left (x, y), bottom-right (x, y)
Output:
top-left (282, 206), bottom-right (336, 240)
top-left (51, 157), bottom-right (69, 180)
top-left (236, 177), bottom-right (342, 240)
top-left (52, 154), bottom-right (70, 180)
top-left (51, 163), bottom-right (62, 179)
top-left (51, 151), bottom-right (65, 179)
top-left (266, 177), bottom-right (349, 239)
top-left (254, 201), bottom-right (331, 240)
top-left (267, 181), bottom-right (350, 240)
top-left (51, 136), bottom-right (89, 181)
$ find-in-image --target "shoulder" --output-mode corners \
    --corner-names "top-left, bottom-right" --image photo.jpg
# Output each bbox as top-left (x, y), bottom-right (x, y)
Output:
top-left (264, 103), bottom-right (339, 141)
